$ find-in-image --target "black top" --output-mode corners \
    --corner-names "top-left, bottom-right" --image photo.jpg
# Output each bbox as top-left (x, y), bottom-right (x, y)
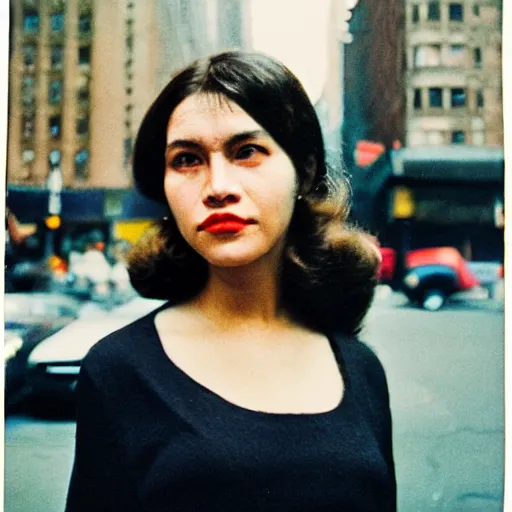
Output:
top-left (66, 304), bottom-right (396, 511)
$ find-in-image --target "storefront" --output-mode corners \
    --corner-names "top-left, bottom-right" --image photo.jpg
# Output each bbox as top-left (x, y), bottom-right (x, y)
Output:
top-left (366, 146), bottom-right (504, 263)
top-left (7, 186), bottom-right (168, 260)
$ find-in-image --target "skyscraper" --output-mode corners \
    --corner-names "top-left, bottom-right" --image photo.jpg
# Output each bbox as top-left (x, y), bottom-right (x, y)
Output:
top-left (7, 0), bottom-right (255, 191)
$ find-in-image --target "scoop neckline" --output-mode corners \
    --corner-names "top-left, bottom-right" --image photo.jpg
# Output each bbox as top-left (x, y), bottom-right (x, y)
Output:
top-left (144, 303), bottom-right (351, 421)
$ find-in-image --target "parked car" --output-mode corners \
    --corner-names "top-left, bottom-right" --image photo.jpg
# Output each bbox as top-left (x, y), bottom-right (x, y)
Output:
top-left (26, 297), bottom-right (166, 412)
top-left (4, 293), bottom-right (80, 411)
top-left (378, 246), bottom-right (480, 311)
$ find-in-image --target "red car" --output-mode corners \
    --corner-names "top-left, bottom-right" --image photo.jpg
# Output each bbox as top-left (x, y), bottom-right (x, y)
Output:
top-left (377, 246), bottom-right (480, 311)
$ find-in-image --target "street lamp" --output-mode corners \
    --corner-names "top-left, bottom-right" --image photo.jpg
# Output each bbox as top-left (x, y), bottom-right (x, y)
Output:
top-left (45, 150), bottom-right (63, 259)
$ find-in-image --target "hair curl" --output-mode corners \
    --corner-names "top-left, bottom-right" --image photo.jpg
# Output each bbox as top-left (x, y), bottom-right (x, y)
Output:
top-left (128, 51), bottom-right (380, 336)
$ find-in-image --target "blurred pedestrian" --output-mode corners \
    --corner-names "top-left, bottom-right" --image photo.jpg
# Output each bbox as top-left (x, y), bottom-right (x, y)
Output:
top-left (81, 232), bottom-right (112, 303)
top-left (66, 51), bottom-right (396, 511)
top-left (108, 239), bottom-right (135, 303)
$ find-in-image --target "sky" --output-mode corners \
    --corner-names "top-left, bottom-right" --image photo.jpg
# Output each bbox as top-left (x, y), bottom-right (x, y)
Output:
top-left (250, 0), bottom-right (332, 104)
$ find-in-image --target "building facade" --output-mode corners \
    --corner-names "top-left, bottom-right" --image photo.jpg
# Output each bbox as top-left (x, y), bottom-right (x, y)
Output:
top-left (7, 0), bottom-right (255, 191)
top-left (8, 0), bottom-right (357, 192)
top-left (8, 0), bottom-right (163, 190)
top-left (405, 0), bottom-right (503, 147)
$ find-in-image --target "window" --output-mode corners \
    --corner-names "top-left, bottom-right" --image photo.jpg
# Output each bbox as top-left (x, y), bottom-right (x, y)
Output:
top-left (51, 45), bottom-right (64, 69)
top-left (473, 4), bottom-right (480, 16)
top-left (124, 137), bottom-right (133, 165)
top-left (126, 34), bottom-right (133, 51)
top-left (23, 11), bottom-right (40, 33)
top-left (446, 44), bottom-right (466, 66)
top-left (473, 47), bottom-right (482, 68)
top-left (427, 1), bottom-right (440, 21)
top-left (449, 3), bottom-right (464, 21)
top-left (75, 149), bottom-right (89, 180)
top-left (451, 131), bottom-right (465, 144)
top-left (77, 75), bottom-right (89, 102)
top-left (78, 46), bottom-right (91, 65)
top-left (50, 12), bottom-right (65, 32)
top-left (22, 113), bottom-right (35, 139)
top-left (49, 149), bottom-right (61, 166)
top-left (22, 76), bottom-right (35, 106)
top-left (414, 45), bottom-right (441, 67)
top-left (429, 88), bottom-right (443, 107)
top-left (49, 80), bottom-right (63, 104)
top-left (476, 89), bottom-right (484, 108)
top-left (22, 149), bottom-right (35, 163)
top-left (451, 88), bottom-right (466, 107)
top-left (23, 45), bottom-right (36, 68)
top-left (77, 87), bottom-right (89, 102)
top-left (49, 115), bottom-right (61, 138)
top-left (76, 116), bottom-right (89, 135)
top-left (412, 4), bottom-right (420, 23)
top-left (414, 89), bottom-right (422, 109)
top-left (79, 14), bottom-right (92, 34)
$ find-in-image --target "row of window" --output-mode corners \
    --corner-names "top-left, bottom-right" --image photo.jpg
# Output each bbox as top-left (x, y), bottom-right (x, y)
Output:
top-left (411, 1), bottom-right (482, 23)
top-left (413, 44), bottom-right (482, 69)
top-left (413, 87), bottom-right (484, 109)
top-left (124, 3), bottom-right (135, 167)
top-left (23, 44), bottom-right (91, 70)
top-left (21, 148), bottom-right (89, 180)
top-left (22, 73), bottom-right (90, 107)
top-left (22, 111), bottom-right (89, 139)
top-left (23, 10), bottom-right (92, 35)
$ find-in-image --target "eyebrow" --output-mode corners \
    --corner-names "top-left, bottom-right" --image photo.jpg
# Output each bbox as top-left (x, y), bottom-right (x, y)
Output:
top-left (165, 130), bottom-right (269, 154)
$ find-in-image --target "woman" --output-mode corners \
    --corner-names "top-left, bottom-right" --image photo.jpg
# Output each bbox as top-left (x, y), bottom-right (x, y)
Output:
top-left (66, 51), bottom-right (396, 511)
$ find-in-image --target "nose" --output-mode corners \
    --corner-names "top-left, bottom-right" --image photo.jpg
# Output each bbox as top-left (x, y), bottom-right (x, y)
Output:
top-left (203, 154), bottom-right (241, 207)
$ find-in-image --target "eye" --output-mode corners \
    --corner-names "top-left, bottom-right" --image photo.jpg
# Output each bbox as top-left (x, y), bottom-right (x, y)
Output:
top-left (234, 144), bottom-right (268, 161)
top-left (169, 152), bottom-right (201, 169)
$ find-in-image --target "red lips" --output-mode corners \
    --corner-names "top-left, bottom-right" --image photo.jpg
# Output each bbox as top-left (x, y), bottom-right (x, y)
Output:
top-left (198, 213), bottom-right (254, 234)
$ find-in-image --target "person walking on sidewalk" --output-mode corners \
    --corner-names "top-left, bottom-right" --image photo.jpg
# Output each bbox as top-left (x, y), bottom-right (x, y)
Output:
top-left (66, 51), bottom-right (396, 512)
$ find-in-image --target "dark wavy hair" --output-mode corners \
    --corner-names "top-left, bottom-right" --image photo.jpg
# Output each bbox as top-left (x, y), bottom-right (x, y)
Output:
top-left (128, 51), bottom-right (380, 335)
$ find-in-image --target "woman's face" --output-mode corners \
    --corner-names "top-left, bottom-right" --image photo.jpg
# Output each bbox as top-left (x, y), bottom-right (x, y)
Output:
top-left (164, 93), bottom-right (298, 268)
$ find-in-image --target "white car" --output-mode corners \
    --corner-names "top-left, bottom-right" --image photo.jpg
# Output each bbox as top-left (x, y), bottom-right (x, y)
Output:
top-left (26, 297), bottom-right (166, 410)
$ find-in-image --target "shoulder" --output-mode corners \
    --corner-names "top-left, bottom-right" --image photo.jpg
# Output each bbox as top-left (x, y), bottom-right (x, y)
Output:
top-left (81, 309), bottom-right (159, 384)
top-left (333, 334), bottom-right (390, 397)
top-left (335, 335), bottom-right (386, 371)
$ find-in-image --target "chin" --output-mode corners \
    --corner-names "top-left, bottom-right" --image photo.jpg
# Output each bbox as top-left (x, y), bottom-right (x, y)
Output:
top-left (203, 251), bottom-right (264, 268)
top-left (198, 242), bottom-right (276, 269)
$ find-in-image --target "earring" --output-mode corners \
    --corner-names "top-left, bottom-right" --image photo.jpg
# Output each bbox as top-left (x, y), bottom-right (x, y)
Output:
top-left (297, 195), bottom-right (303, 201)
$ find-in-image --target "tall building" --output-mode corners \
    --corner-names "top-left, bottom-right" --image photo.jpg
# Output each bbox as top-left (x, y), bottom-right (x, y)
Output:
top-left (343, 0), bottom-right (503, 262)
top-left (7, 0), bottom-right (254, 191)
top-left (8, 0), bottom-right (164, 190)
top-left (8, 0), bottom-right (357, 192)
top-left (405, 0), bottom-right (503, 146)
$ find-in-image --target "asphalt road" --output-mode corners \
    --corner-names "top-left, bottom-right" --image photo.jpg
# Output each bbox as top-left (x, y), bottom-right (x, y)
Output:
top-left (4, 294), bottom-right (505, 512)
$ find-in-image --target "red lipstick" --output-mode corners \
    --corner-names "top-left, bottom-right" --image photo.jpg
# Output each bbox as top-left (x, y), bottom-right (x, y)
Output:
top-left (199, 213), bottom-right (254, 234)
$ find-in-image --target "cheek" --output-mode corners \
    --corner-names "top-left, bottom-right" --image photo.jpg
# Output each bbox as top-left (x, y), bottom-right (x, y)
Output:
top-left (163, 178), bottom-right (196, 233)
top-left (254, 165), bottom-right (297, 233)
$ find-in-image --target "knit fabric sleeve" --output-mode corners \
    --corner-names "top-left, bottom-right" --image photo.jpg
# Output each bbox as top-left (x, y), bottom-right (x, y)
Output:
top-left (65, 361), bottom-right (139, 512)
top-left (343, 338), bottom-right (397, 508)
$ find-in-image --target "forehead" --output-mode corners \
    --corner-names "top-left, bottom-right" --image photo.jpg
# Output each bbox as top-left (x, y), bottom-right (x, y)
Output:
top-left (166, 93), bottom-right (263, 143)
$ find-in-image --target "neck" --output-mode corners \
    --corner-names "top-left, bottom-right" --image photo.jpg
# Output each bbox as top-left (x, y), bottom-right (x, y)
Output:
top-left (193, 253), bottom-right (286, 329)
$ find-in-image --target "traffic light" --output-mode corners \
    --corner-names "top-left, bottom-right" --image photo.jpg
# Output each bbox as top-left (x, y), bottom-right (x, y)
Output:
top-left (45, 215), bottom-right (61, 230)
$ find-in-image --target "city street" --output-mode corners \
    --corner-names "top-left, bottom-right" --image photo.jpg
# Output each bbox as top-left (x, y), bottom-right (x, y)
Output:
top-left (4, 293), bottom-right (504, 512)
